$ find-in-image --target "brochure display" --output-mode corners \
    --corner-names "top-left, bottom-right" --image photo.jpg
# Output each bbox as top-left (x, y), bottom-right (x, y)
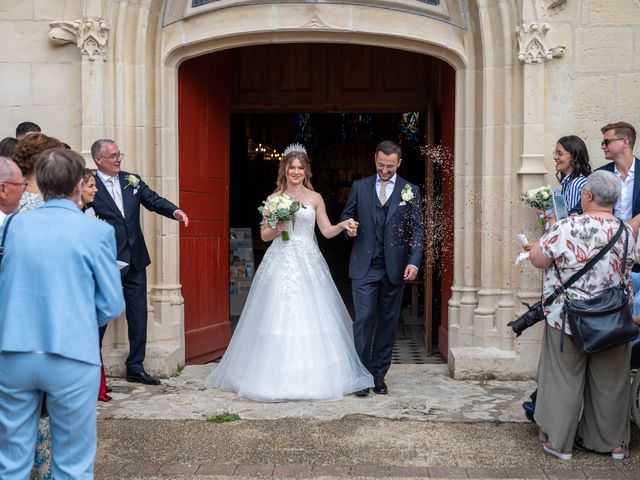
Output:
top-left (229, 228), bottom-right (254, 315)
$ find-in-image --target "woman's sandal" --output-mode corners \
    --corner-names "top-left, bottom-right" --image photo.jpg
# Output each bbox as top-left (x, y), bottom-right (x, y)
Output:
top-left (611, 445), bottom-right (624, 461)
top-left (543, 441), bottom-right (572, 461)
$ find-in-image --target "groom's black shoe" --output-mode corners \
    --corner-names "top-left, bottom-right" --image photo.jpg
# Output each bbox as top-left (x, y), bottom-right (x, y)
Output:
top-left (354, 388), bottom-right (370, 397)
top-left (373, 378), bottom-right (388, 395)
top-left (126, 369), bottom-right (161, 385)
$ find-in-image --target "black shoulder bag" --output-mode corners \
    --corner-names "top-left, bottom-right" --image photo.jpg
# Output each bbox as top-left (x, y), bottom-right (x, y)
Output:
top-left (509, 221), bottom-right (627, 336)
top-left (555, 219), bottom-right (640, 354)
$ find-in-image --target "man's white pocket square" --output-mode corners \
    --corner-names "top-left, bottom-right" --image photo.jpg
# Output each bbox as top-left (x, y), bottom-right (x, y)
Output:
top-left (399, 201), bottom-right (407, 206)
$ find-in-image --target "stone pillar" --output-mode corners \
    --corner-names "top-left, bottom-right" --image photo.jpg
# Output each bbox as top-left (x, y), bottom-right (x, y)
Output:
top-left (449, 1), bottom-right (566, 379)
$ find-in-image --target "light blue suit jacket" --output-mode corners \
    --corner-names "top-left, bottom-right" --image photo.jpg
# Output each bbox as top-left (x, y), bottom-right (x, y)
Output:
top-left (0, 199), bottom-right (125, 366)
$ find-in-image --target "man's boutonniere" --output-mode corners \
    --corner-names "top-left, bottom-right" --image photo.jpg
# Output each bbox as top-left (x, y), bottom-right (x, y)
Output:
top-left (124, 174), bottom-right (140, 193)
top-left (401, 184), bottom-right (414, 202)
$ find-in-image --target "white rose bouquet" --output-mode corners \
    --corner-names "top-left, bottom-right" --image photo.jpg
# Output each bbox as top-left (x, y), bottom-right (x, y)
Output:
top-left (401, 184), bottom-right (414, 202)
top-left (124, 174), bottom-right (140, 190)
top-left (521, 185), bottom-right (553, 226)
top-left (258, 193), bottom-right (305, 241)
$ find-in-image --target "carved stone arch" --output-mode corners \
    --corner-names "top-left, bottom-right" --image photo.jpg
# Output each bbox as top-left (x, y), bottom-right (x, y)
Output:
top-left (87, 0), bottom-right (551, 378)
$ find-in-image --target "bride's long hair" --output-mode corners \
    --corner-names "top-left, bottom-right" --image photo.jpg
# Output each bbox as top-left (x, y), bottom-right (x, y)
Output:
top-left (275, 151), bottom-right (315, 194)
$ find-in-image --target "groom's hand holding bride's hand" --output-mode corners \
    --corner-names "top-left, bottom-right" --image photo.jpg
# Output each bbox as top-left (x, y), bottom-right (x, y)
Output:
top-left (344, 218), bottom-right (358, 237)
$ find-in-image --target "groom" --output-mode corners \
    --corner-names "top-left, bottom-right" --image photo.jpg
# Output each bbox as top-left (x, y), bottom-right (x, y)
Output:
top-left (341, 140), bottom-right (424, 396)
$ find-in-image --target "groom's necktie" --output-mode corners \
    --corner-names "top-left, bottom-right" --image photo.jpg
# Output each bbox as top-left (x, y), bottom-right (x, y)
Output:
top-left (379, 180), bottom-right (390, 205)
top-left (109, 176), bottom-right (124, 216)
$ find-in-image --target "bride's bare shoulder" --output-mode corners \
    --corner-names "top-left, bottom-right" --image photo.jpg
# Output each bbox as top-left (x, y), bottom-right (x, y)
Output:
top-left (304, 191), bottom-right (324, 208)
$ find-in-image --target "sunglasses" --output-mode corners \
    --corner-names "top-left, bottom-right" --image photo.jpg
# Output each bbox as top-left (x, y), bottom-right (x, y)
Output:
top-left (601, 138), bottom-right (625, 147)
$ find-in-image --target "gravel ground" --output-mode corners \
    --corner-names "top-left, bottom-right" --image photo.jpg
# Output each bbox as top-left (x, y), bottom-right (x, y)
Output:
top-left (96, 415), bottom-right (640, 469)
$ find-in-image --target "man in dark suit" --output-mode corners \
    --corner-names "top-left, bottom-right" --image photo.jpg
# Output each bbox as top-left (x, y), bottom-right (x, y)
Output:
top-left (91, 139), bottom-right (189, 385)
top-left (596, 122), bottom-right (639, 221)
top-left (341, 140), bottom-right (424, 396)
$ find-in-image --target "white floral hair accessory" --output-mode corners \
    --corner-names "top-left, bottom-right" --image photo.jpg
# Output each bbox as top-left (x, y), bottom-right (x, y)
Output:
top-left (283, 143), bottom-right (307, 156)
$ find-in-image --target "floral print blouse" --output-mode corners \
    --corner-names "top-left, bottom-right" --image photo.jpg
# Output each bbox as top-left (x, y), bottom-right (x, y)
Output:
top-left (18, 191), bottom-right (44, 212)
top-left (540, 214), bottom-right (638, 334)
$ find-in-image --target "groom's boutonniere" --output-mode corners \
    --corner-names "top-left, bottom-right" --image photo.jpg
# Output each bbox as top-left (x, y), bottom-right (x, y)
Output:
top-left (124, 174), bottom-right (140, 194)
top-left (401, 184), bottom-right (414, 202)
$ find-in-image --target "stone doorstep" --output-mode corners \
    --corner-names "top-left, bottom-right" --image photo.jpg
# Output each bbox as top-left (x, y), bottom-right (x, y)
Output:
top-left (93, 463), bottom-right (639, 478)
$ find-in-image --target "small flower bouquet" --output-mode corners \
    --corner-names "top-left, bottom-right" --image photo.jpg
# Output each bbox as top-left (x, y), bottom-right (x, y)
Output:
top-left (124, 174), bottom-right (140, 190)
top-left (401, 184), bottom-right (414, 202)
top-left (258, 193), bottom-right (305, 241)
top-left (521, 185), bottom-right (553, 226)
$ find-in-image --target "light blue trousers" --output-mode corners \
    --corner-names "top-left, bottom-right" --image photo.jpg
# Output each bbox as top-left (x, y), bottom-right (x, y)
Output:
top-left (633, 272), bottom-right (640, 317)
top-left (0, 352), bottom-right (99, 479)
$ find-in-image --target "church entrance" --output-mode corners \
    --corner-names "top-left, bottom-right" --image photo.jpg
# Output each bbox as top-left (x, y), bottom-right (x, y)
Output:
top-left (178, 44), bottom-right (455, 364)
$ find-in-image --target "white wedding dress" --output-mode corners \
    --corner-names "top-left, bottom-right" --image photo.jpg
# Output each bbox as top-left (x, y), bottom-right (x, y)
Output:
top-left (205, 207), bottom-right (373, 401)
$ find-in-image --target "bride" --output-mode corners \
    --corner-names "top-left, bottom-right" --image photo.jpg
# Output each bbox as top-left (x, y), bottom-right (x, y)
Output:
top-left (205, 143), bottom-right (374, 401)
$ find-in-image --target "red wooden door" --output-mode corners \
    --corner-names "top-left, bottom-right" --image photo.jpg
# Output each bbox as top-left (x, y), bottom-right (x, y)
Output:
top-left (179, 51), bottom-right (232, 364)
top-left (438, 62), bottom-right (455, 361)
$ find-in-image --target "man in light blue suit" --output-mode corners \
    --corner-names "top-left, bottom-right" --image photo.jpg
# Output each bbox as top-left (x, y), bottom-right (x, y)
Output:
top-left (0, 148), bottom-right (125, 479)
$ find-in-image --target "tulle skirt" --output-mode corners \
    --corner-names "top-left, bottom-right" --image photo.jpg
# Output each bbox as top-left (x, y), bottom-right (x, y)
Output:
top-left (205, 237), bottom-right (373, 402)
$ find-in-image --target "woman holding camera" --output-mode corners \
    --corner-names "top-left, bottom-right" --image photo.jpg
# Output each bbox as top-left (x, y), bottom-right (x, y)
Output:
top-left (526, 170), bottom-right (639, 460)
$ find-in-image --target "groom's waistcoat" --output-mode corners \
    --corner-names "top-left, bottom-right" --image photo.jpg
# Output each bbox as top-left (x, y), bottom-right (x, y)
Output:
top-left (374, 197), bottom-right (389, 258)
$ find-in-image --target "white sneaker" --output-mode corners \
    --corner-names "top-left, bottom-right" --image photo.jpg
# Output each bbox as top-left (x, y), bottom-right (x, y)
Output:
top-left (543, 442), bottom-right (572, 461)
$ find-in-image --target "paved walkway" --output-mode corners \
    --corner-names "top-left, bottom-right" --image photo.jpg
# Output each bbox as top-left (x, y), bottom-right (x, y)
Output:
top-left (95, 365), bottom-right (640, 479)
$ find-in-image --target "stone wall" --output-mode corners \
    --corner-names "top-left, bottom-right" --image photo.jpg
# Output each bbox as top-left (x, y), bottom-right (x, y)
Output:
top-left (546, 0), bottom-right (640, 170)
top-left (0, 0), bottom-right (83, 147)
top-left (2, 0), bottom-right (639, 379)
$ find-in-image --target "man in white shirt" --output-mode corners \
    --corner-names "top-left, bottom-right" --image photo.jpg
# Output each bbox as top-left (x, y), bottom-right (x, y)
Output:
top-left (0, 157), bottom-right (24, 228)
top-left (597, 122), bottom-right (638, 222)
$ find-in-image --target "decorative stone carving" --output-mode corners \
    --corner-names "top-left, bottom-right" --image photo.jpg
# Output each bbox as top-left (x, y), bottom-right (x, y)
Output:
top-left (542, 0), bottom-right (567, 10)
top-left (302, 14), bottom-right (331, 29)
top-left (49, 19), bottom-right (109, 61)
top-left (516, 23), bottom-right (565, 64)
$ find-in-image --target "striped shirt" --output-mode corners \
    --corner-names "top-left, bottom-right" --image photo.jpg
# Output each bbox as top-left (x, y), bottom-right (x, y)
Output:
top-left (560, 174), bottom-right (587, 212)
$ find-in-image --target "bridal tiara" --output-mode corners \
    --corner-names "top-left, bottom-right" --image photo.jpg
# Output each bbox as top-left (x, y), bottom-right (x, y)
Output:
top-left (283, 142), bottom-right (307, 157)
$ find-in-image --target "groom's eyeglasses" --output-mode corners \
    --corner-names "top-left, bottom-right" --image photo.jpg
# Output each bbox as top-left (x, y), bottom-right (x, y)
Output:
top-left (376, 162), bottom-right (399, 171)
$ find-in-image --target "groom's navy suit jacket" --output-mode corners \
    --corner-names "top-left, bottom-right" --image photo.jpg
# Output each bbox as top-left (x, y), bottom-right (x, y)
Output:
top-left (341, 174), bottom-right (424, 285)
top-left (92, 171), bottom-right (179, 272)
top-left (596, 156), bottom-right (640, 218)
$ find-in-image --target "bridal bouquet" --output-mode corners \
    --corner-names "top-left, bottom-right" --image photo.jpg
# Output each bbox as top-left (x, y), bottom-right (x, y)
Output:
top-left (521, 185), bottom-right (553, 226)
top-left (258, 193), bottom-right (305, 241)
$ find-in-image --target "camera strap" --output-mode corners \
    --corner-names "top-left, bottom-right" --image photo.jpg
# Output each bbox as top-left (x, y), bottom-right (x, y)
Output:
top-left (546, 219), bottom-right (625, 351)
top-left (546, 219), bottom-right (625, 307)
top-left (0, 212), bottom-right (18, 269)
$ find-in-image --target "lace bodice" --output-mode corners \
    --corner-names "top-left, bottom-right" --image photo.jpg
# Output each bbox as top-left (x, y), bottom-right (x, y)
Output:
top-left (255, 207), bottom-right (329, 292)
top-left (282, 205), bottom-right (316, 241)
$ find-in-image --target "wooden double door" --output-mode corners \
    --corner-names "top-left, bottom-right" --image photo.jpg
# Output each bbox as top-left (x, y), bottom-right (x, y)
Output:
top-left (178, 43), bottom-right (454, 364)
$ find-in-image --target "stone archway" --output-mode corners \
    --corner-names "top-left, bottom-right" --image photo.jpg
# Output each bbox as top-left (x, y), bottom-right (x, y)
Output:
top-left (61, 0), bottom-right (566, 379)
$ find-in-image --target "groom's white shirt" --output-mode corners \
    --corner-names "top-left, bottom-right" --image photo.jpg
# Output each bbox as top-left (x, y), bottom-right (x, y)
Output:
top-left (375, 173), bottom-right (396, 199)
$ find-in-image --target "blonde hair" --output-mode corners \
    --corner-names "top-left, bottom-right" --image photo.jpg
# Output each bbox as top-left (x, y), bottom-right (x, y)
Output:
top-left (275, 151), bottom-right (314, 193)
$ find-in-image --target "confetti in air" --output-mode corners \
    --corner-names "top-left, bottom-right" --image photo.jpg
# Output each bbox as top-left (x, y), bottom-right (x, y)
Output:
top-left (419, 144), bottom-right (454, 277)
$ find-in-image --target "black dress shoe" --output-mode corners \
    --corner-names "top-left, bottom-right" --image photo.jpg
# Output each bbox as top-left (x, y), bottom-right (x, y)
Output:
top-left (373, 378), bottom-right (388, 395)
top-left (354, 388), bottom-right (370, 397)
top-left (126, 369), bottom-right (161, 385)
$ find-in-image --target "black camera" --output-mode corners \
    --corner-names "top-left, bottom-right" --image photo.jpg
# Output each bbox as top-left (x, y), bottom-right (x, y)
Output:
top-left (508, 301), bottom-right (545, 336)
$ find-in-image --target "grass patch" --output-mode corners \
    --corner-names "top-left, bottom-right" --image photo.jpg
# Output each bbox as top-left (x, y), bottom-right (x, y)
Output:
top-left (171, 364), bottom-right (185, 377)
top-left (207, 412), bottom-right (240, 424)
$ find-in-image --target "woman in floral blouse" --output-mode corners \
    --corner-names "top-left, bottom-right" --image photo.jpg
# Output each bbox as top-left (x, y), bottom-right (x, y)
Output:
top-left (527, 170), bottom-right (639, 461)
top-left (12, 133), bottom-right (63, 213)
